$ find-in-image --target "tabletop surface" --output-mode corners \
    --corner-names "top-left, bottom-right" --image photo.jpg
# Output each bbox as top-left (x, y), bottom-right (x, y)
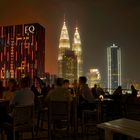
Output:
top-left (97, 118), bottom-right (140, 138)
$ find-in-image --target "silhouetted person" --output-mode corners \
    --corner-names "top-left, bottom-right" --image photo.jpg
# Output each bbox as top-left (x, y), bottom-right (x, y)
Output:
top-left (91, 84), bottom-right (98, 98)
top-left (131, 85), bottom-right (138, 97)
top-left (46, 78), bottom-right (72, 102)
top-left (112, 86), bottom-right (123, 118)
top-left (3, 79), bottom-right (17, 101)
top-left (78, 76), bottom-right (93, 103)
top-left (77, 76), bottom-right (94, 118)
top-left (96, 85), bottom-right (105, 98)
top-left (4, 76), bottom-right (34, 140)
top-left (31, 84), bottom-right (40, 97)
top-left (113, 86), bottom-right (122, 96)
top-left (0, 80), bottom-right (4, 99)
top-left (63, 79), bottom-right (73, 94)
top-left (41, 82), bottom-right (50, 97)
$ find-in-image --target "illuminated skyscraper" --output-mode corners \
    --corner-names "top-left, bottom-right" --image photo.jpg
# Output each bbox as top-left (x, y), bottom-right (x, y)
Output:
top-left (72, 27), bottom-right (83, 78)
top-left (58, 20), bottom-right (71, 77)
top-left (58, 20), bottom-right (83, 82)
top-left (0, 23), bottom-right (45, 84)
top-left (107, 44), bottom-right (121, 93)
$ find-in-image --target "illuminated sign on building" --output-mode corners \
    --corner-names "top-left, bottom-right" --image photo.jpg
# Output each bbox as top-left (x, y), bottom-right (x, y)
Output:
top-left (25, 25), bottom-right (35, 34)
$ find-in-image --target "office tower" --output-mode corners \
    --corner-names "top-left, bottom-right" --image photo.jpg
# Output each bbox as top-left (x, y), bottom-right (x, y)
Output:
top-left (62, 50), bottom-right (77, 83)
top-left (107, 44), bottom-right (121, 93)
top-left (58, 20), bottom-right (70, 78)
top-left (72, 27), bottom-right (83, 79)
top-left (0, 23), bottom-right (45, 84)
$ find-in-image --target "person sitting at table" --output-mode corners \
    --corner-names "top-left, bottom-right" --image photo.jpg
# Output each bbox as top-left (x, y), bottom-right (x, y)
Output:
top-left (63, 79), bottom-right (73, 94)
top-left (78, 76), bottom-right (93, 102)
top-left (125, 85), bottom-right (139, 114)
top-left (126, 85), bottom-right (138, 105)
top-left (45, 78), bottom-right (72, 129)
top-left (10, 76), bottom-right (34, 108)
top-left (77, 76), bottom-right (94, 118)
top-left (46, 77), bottom-right (72, 102)
top-left (4, 76), bottom-right (34, 140)
top-left (63, 79), bottom-right (70, 89)
top-left (112, 86), bottom-right (123, 118)
top-left (3, 78), bottom-right (17, 101)
top-left (112, 86), bottom-right (122, 102)
top-left (96, 84), bottom-right (105, 98)
top-left (91, 84), bottom-right (98, 98)
top-left (0, 80), bottom-right (4, 99)
top-left (131, 84), bottom-right (138, 97)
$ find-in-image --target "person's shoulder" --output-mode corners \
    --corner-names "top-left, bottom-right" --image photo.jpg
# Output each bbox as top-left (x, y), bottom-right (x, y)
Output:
top-left (14, 89), bottom-right (21, 95)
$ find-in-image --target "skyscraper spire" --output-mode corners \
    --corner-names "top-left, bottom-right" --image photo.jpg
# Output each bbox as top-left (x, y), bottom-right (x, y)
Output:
top-left (58, 19), bottom-right (70, 50)
top-left (72, 26), bottom-right (83, 78)
top-left (58, 19), bottom-right (70, 77)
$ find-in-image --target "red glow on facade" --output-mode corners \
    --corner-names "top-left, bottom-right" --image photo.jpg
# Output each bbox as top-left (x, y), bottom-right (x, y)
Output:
top-left (28, 63), bottom-right (30, 72)
top-left (35, 41), bottom-right (37, 51)
top-left (1, 52), bottom-right (3, 61)
top-left (15, 70), bottom-right (17, 79)
top-left (32, 51), bottom-right (34, 60)
top-left (28, 47), bottom-right (30, 55)
top-left (35, 60), bottom-right (37, 69)
top-left (7, 33), bottom-right (10, 44)
top-left (16, 52), bottom-right (17, 61)
top-left (4, 47), bottom-right (6, 56)
top-left (7, 52), bottom-right (9, 61)
top-left (32, 34), bottom-right (34, 44)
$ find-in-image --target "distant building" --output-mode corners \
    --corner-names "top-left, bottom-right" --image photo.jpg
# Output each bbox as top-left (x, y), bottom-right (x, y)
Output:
top-left (72, 27), bottom-right (83, 78)
top-left (87, 69), bottom-right (101, 88)
top-left (58, 19), bottom-right (83, 82)
top-left (107, 44), bottom-right (121, 93)
top-left (0, 23), bottom-right (45, 85)
top-left (58, 20), bottom-right (71, 78)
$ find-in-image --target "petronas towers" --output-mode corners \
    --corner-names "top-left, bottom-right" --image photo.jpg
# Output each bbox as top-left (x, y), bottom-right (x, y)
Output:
top-left (58, 19), bottom-right (83, 83)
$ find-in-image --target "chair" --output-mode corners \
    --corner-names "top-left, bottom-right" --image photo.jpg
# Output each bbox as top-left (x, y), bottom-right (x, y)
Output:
top-left (48, 100), bottom-right (71, 139)
top-left (36, 95), bottom-right (48, 136)
top-left (82, 109), bottom-right (98, 137)
top-left (125, 96), bottom-right (140, 120)
top-left (0, 100), bottom-right (10, 139)
top-left (4, 105), bottom-right (34, 140)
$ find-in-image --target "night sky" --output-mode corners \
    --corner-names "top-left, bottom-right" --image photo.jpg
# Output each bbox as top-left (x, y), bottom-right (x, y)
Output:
top-left (0, 0), bottom-right (140, 85)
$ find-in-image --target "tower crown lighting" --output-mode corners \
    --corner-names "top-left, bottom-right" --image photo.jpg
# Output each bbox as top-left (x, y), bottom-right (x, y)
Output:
top-left (59, 21), bottom-right (70, 49)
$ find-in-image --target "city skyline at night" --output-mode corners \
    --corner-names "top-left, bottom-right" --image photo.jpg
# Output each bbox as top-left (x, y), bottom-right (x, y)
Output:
top-left (0, 0), bottom-right (140, 86)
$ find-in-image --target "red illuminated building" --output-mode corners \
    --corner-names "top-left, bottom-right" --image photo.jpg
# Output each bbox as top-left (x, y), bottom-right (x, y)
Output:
top-left (0, 23), bottom-right (45, 84)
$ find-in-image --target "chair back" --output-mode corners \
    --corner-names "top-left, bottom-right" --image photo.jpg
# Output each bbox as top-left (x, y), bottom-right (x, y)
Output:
top-left (13, 105), bottom-right (34, 127)
top-left (0, 100), bottom-right (10, 120)
top-left (48, 100), bottom-right (71, 121)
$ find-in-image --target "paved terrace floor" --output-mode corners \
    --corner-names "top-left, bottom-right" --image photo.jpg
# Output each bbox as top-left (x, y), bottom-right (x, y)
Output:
top-left (20, 119), bottom-right (101, 140)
